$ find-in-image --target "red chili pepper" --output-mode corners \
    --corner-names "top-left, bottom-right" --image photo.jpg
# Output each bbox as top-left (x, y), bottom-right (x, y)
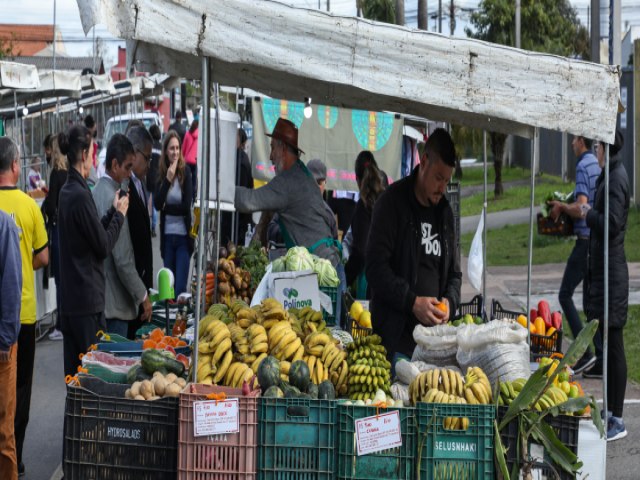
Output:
top-left (537, 301), bottom-right (552, 329)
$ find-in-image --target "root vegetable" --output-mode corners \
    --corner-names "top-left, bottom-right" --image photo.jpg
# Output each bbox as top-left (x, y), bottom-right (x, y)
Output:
top-left (165, 383), bottom-right (181, 397)
top-left (130, 381), bottom-right (142, 398)
top-left (125, 388), bottom-right (132, 399)
top-left (152, 376), bottom-right (167, 397)
top-left (140, 380), bottom-right (155, 400)
top-left (175, 377), bottom-right (187, 388)
top-left (134, 395), bottom-right (146, 401)
top-left (165, 373), bottom-right (178, 384)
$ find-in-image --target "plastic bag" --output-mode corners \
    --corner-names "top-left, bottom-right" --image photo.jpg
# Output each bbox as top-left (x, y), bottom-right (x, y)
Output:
top-left (411, 324), bottom-right (459, 366)
top-left (395, 359), bottom-right (422, 385)
top-left (467, 210), bottom-right (484, 292)
top-left (391, 382), bottom-right (410, 403)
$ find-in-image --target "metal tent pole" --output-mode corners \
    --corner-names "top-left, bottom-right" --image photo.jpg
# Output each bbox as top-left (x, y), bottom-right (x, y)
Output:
top-left (482, 131), bottom-right (487, 310)
top-left (213, 80), bottom-right (222, 301)
top-left (193, 57), bottom-right (212, 383)
top-left (526, 128), bottom-right (539, 346)
top-left (603, 144), bottom-right (610, 425)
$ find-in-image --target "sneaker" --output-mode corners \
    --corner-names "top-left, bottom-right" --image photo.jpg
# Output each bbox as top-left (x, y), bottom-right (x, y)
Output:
top-left (48, 329), bottom-right (63, 341)
top-left (583, 361), bottom-right (603, 378)
top-left (18, 462), bottom-right (24, 477)
top-left (572, 354), bottom-right (596, 375)
top-left (607, 416), bottom-right (628, 441)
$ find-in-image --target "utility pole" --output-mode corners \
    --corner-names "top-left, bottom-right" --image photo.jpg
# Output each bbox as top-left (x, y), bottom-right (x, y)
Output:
top-left (449, 1), bottom-right (455, 35)
top-left (438, 0), bottom-right (442, 33)
top-left (396, 0), bottom-right (405, 25)
top-left (418, 0), bottom-right (427, 30)
top-left (591, 0), bottom-right (600, 63)
top-left (610, 0), bottom-right (621, 65)
top-left (515, 0), bottom-right (521, 48)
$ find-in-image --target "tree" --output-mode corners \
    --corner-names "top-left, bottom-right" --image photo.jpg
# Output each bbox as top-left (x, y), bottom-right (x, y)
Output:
top-left (361, 0), bottom-right (396, 24)
top-left (465, 0), bottom-right (589, 196)
top-left (0, 34), bottom-right (18, 59)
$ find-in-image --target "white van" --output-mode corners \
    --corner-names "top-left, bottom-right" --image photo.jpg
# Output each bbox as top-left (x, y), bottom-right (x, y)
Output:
top-left (96, 112), bottom-right (162, 178)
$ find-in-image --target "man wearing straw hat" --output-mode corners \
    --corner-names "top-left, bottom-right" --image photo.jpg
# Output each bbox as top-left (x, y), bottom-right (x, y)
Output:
top-left (234, 118), bottom-right (340, 267)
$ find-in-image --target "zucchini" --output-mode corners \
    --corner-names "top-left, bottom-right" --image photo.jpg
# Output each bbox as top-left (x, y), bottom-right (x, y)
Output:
top-left (141, 349), bottom-right (185, 376)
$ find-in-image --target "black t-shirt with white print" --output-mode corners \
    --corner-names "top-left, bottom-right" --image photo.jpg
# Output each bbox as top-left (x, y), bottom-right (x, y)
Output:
top-left (415, 205), bottom-right (441, 297)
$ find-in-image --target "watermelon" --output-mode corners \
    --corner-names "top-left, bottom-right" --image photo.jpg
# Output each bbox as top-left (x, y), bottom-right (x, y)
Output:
top-left (289, 360), bottom-right (311, 392)
top-left (257, 355), bottom-right (281, 392)
top-left (318, 380), bottom-right (335, 400)
top-left (281, 383), bottom-right (301, 398)
top-left (307, 383), bottom-right (319, 399)
top-left (263, 386), bottom-right (284, 398)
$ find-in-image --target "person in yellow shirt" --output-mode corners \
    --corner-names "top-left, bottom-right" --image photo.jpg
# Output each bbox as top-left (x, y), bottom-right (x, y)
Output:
top-left (0, 137), bottom-right (49, 477)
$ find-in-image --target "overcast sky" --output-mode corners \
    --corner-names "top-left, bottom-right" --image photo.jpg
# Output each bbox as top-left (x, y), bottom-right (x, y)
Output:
top-left (3, 0), bottom-right (638, 69)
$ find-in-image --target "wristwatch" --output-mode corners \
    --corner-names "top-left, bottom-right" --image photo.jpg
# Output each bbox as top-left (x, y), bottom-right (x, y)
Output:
top-left (580, 203), bottom-right (591, 219)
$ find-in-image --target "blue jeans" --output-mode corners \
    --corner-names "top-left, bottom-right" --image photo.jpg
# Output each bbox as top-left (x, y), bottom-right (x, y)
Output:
top-left (106, 318), bottom-right (129, 337)
top-left (559, 238), bottom-right (589, 340)
top-left (163, 234), bottom-right (190, 298)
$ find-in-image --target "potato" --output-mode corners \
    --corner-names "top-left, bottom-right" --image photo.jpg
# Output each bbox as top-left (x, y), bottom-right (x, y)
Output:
top-left (175, 377), bottom-right (187, 389)
top-left (134, 395), bottom-right (146, 401)
top-left (130, 381), bottom-right (142, 398)
top-left (153, 371), bottom-right (165, 378)
top-left (152, 376), bottom-right (167, 397)
top-left (165, 373), bottom-right (178, 384)
top-left (149, 395), bottom-right (161, 401)
top-left (124, 388), bottom-right (132, 399)
top-left (164, 383), bottom-right (181, 397)
top-left (140, 380), bottom-right (155, 400)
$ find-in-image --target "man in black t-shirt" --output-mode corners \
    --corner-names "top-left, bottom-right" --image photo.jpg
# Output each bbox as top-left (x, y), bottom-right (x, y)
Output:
top-left (366, 128), bottom-right (462, 359)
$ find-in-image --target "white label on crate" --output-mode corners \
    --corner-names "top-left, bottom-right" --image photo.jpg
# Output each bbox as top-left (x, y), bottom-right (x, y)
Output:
top-left (355, 410), bottom-right (402, 456)
top-left (193, 399), bottom-right (239, 437)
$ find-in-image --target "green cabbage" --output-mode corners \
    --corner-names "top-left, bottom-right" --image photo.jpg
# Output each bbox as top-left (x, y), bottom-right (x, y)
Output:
top-left (284, 246), bottom-right (315, 272)
top-left (313, 257), bottom-right (339, 287)
top-left (271, 257), bottom-right (286, 273)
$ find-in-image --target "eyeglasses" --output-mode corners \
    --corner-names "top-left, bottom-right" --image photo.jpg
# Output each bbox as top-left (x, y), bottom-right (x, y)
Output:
top-left (136, 148), bottom-right (151, 163)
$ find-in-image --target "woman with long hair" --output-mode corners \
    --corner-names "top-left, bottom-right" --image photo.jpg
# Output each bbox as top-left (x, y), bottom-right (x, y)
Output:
top-left (41, 135), bottom-right (68, 341)
top-left (57, 124), bottom-right (128, 376)
top-left (345, 151), bottom-right (385, 297)
top-left (154, 130), bottom-right (193, 298)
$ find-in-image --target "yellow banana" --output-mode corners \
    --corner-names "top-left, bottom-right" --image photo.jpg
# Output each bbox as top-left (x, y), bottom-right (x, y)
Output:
top-left (224, 362), bottom-right (242, 386)
top-left (238, 367), bottom-right (254, 388)
top-left (231, 363), bottom-right (249, 388)
top-left (250, 333), bottom-right (268, 346)
top-left (210, 326), bottom-right (231, 346)
top-left (251, 353), bottom-right (268, 373)
top-left (268, 322), bottom-right (292, 349)
top-left (441, 368), bottom-right (450, 394)
top-left (251, 342), bottom-right (269, 354)
top-left (322, 343), bottom-right (336, 364)
top-left (306, 332), bottom-right (330, 349)
top-left (198, 341), bottom-right (215, 354)
top-left (307, 355), bottom-right (316, 376)
top-left (213, 349), bottom-right (234, 383)
top-left (329, 350), bottom-right (345, 373)
top-left (292, 345), bottom-right (305, 362)
top-left (305, 345), bottom-right (324, 357)
top-left (211, 337), bottom-right (232, 365)
top-left (281, 336), bottom-right (303, 360)
top-left (274, 330), bottom-right (297, 357)
top-left (470, 383), bottom-right (488, 404)
top-left (449, 370), bottom-right (457, 397)
top-left (464, 388), bottom-right (479, 405)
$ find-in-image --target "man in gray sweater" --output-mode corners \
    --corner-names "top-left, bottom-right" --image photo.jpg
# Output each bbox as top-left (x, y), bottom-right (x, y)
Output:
top-left (234, 118), bottom-right (340, 266)
top-left (93, 134), bottom-right (152, 338)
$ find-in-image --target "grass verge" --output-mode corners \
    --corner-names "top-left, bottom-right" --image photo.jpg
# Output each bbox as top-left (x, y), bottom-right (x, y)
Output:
top-left (456, 165), bottom-right (532, 186)
top-left (460, 207), bottom-right (640, 266)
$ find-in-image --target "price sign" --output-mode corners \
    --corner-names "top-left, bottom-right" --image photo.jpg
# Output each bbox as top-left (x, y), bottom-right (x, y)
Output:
top-left (355, 410), bottom-right (402, 456)
top-left (193, 399), bottom-right (239, 437)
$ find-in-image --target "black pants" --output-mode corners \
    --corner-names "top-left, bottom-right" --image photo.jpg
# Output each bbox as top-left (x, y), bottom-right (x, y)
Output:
top-left (15, 323), bottom-right (35, 465)
top-left (559, 239), bottom-right (589, 340)
top-left (606, 326), bottom-right (627, 418)
top-left (60, 313), bottom-right (106, 377)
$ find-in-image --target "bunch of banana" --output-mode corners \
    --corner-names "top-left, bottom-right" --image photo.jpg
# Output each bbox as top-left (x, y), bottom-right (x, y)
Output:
top-left (303, 354), bottom-right (330, 384)
top-left (229, 298), bottom-right (250, 316)
top-left (497, 378), bottom-right (526, 406)
top-left (463, 367), bottom-right (492, 405)
top-left (268, 320), bottom-right (303, 361)
top-left (229, 323), bottom-right (251, 356)
top-left (329, 360), bottom-right (349, 396)
top-left (346, 334), bottom-right (392, 400)
top-left (321, 341), bottom-right (347, 376)
top-left (258, 298), bottom-right (289, 330)
top-left (294, 306), bottom-right (332, 338)
top-left (420, 388), bottom-right (469, 430)
top-left (247, 324), bottom-right (268, 354)
top-left (304, 331), bottom-right (332, 357)
top-left (206, 303), bottom-right (233, 324)
top-left (235, 306), bottom-right (259, 328)
top-left (408, 368), bottom-right (464, 405)
top-left (196, 320), bottom-right (233, 384)
top-left (543, 385), bottom-right (569, 408)
top-left (223, 361), bottom-right (255, 388)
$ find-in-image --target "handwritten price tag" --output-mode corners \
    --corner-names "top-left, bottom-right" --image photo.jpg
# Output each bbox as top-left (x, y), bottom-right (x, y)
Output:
top-left (193, 399), bottom-right (239, 437)
top-left (355, 410), bottom-right (402, 456)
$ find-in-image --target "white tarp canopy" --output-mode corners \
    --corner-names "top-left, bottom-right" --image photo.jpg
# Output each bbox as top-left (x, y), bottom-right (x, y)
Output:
top-left (0, 70), bottom-right (83, 111)
top-left (76, 0), bottom-right (620, 143)
top-left (0, 61), bottom-right (40, 89)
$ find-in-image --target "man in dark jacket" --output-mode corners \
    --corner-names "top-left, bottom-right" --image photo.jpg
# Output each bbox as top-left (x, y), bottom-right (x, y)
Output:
top-left (365, 128), bottom-right (461, 361)
top-left (126, 126), bottom-right (154, 338)
top-left (169, 111), bottom-right (187, 145)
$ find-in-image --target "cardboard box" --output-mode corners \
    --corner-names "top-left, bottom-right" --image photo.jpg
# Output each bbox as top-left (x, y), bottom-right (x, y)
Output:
top-left (269, 270), bottom-right (320, 311)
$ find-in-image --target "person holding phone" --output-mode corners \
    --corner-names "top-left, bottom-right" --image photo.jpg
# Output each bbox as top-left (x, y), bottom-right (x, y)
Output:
top-left (154, 130), bottom-right (193, 298)
top-left (93, 134), bottom-right (152, 338)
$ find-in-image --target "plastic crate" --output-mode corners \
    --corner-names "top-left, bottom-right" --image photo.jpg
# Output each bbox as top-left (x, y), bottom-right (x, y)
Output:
top-left (453, 295), bottom-right (486, 322)
top-left (319, 286), bottom-right (338, 326)
top-left (537, 212), bottom-right (574, 236)
top-left (258, 398), bottom-right (337, 479)
top-left (497, 406), bottom-right (579, 480)
top-left (417, 402), bottom-right (495, 480)
top-left (343, 292), bottom-right (372, 339)
top-left (491, 300), bottom-right (563, 360)
top-left (178, 384), bottom-right (258, 480)
top-left (336, 404), bottom-right (417, 480)
top-left (64, 375), bottom-right (178, 480)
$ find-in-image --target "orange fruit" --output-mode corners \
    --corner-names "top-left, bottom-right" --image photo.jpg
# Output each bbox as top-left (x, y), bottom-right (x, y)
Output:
top-left (156, 342), bottom-right (167, 349)
top-left (176, 340), bottom-right (187, 347)
top-left (142, 339), bottom-right (156, 350)
top-left (516, 315), bottom-right (528, 329)
top-left (150, 328), bottom-right (164, 343)
top-left (436, 302), bottom-right (448, 313)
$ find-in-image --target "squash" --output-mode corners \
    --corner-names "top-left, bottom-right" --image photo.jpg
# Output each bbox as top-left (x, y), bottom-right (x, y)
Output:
top-left (289, 360), bottom-right (311, 393)
top-left (257, 355), bottom-right (281, 392)
top-left (141, 349), bottom-right (185, 376)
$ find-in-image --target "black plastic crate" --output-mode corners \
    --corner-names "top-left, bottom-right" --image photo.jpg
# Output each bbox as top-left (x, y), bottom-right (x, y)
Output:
top-left (64, 375), bottom-right (179, 480)
top-left (453, 295), bottom-right (486, 322)
top-left (491, 300), bottom-right (563, 361)
top-left (337, 404), bottom-right (417, 480)
top-left (258, 397), bottom-right (337, 479)
top-left (497, 406), bottom-right (579, 480)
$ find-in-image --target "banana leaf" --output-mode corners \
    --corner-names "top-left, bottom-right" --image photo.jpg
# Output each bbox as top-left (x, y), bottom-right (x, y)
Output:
top-left (543, 397), bottom-right (591, 417)
top-left (499, 365), bottom-right (550, 429)
top-left (494, 419), bottom-right (511, 480)
top-left (553, 320), bottom-right (598, 377)
top-left (530, 420), bottom-right (583, 474)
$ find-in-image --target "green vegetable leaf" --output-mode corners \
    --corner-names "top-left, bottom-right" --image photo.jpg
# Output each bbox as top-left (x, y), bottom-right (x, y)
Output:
top-left (494, 420), bottom-right (511, 480)
top-left (552, 320), bottom-right (598, 380)
top-left (499, 366), bottom-right (550, 429)
top-left (530, 421), bottom-right (582, 474)
top-left (543, 397), bottom-right (590, 418)
top-left (589, 395), bottom-right (605, 438)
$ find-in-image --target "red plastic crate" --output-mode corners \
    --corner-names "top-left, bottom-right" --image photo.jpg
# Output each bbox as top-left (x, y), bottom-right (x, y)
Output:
top-left (178, 384), bottom-right (258, 480)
